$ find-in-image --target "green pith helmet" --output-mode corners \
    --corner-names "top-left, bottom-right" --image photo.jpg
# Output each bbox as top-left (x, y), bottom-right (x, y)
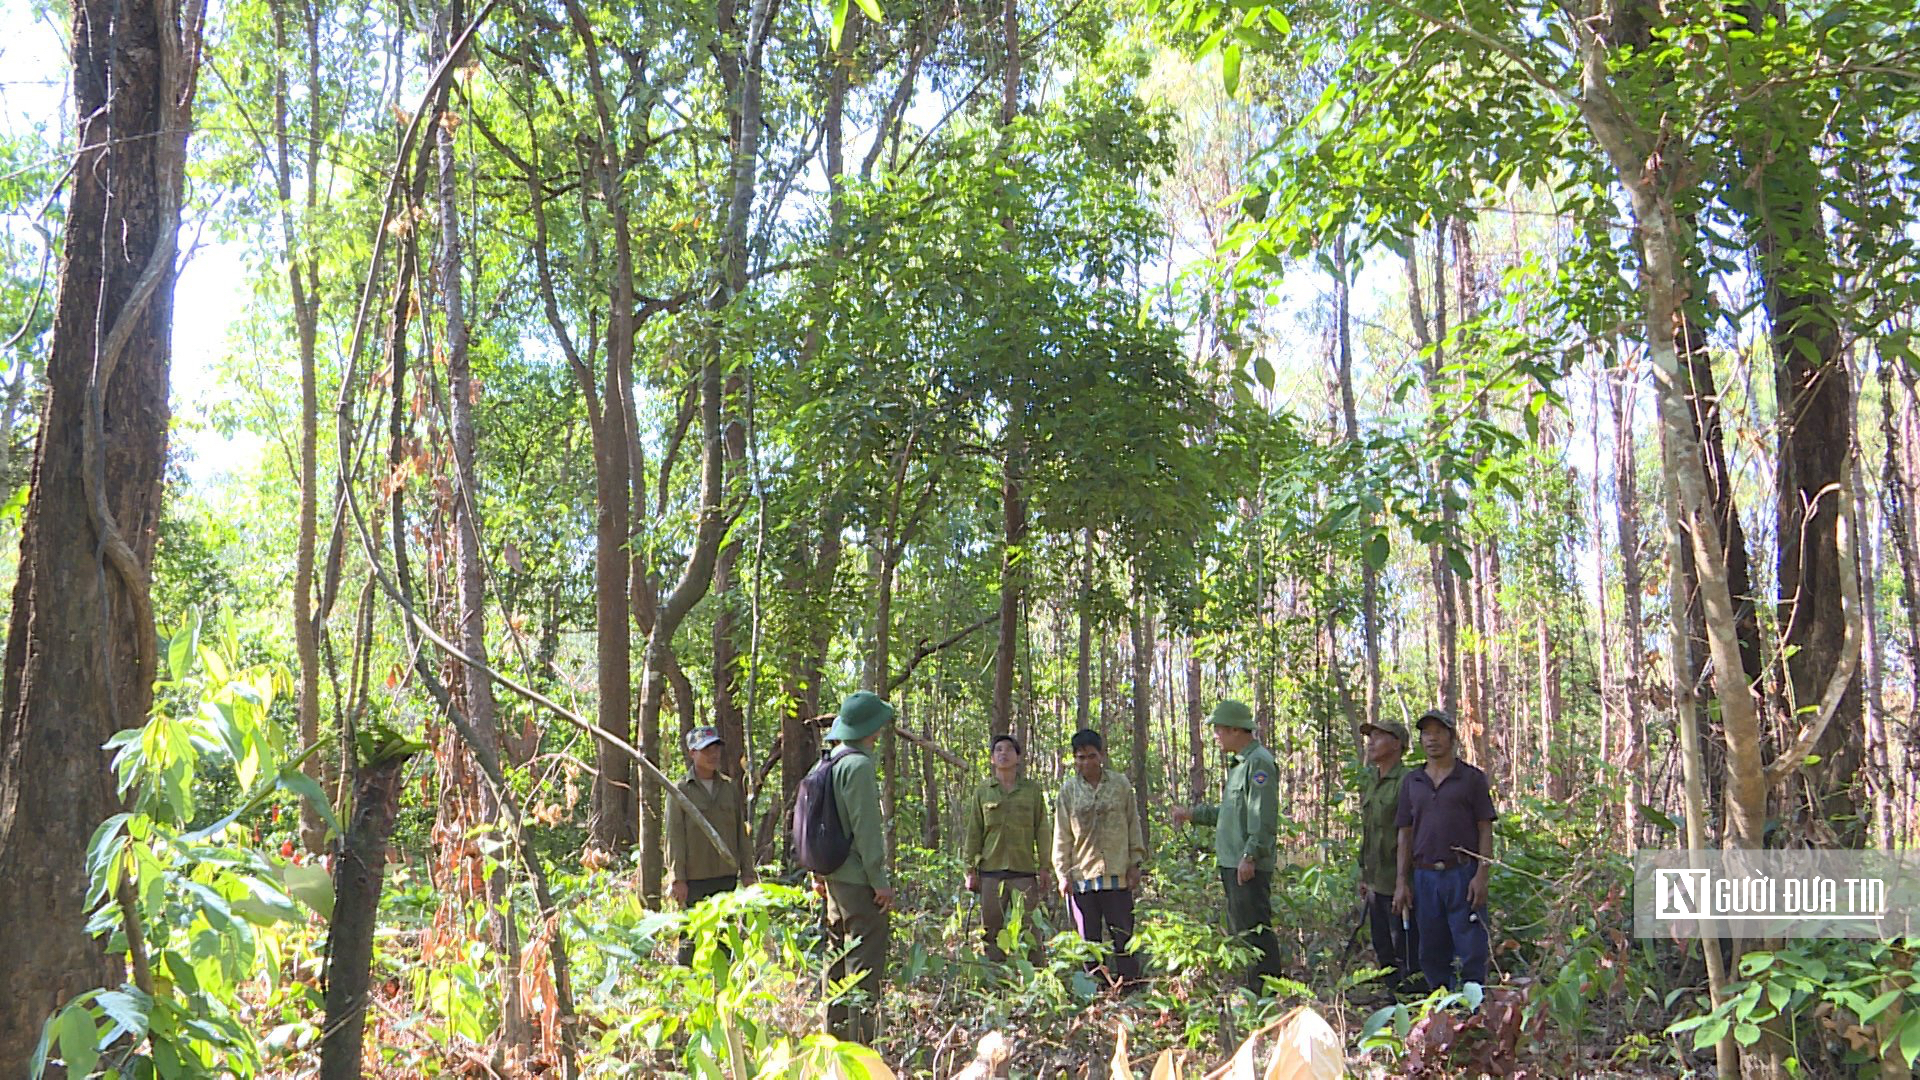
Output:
top-left (827, 690), bottom-right (896, 742)
top-left (1208, 699), bottom-right (1255, 731)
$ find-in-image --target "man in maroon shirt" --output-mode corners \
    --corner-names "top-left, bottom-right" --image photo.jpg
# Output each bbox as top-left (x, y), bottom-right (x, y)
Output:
top-left (1391, 708), bottom-right (1496, 991)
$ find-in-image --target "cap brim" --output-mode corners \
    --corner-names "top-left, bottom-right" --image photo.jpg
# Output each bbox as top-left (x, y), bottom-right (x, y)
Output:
top-left (689, 737), bottom-right (722, 750)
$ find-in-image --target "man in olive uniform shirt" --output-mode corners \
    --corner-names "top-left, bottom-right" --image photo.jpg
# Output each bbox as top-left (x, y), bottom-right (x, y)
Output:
top-left (1172, 699), bottom-right (1283, 992)
top-left (1357, 717), bottom-right (1418, 995)
top-left (821, 691), bottom-right (895, 1044)
top-left (665, 725), bottom-right (756, 965)
top-left (964, 733), bottom-right (1049, 963)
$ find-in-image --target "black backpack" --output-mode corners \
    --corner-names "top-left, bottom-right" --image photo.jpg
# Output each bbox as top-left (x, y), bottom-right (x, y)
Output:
top-left (791, 746), bottom-right (858, 875)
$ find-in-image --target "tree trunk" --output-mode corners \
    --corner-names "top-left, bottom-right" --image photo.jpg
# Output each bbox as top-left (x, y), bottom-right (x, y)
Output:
top-left (1407, 226), bottom-right (1458, 716)
top-left (1186, 642), bottom-right (1205, 801)
top-left (273, 1), bottom-right (329, 858)
top-left (1077, 538), bottom-right (1093, 730)
top-left (0, 0), bottom-right (200, 1062)
top-left (1332, 231), bottom-right (1379, 726)
top-left (432, 3), bottom-right (528, 1045)
top-left (1129, 585), bottom-right (1152, 851)
top-left (1750, 141), bottom-right (1863, 845)
top-left (995, 435), bottom-right (1025, 737)
top-left (319, 752), bottom-right (416, 1080)
top-left (1610, 355), bottom-right (1651, 848)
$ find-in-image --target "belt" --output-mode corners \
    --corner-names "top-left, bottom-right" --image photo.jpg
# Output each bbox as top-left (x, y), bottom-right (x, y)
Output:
top-left (1422, 857), bottom-right (1471, 871)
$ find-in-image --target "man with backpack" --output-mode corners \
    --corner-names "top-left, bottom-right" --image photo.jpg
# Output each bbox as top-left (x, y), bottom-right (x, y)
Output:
top-left (799, 690), bottom-right (895, 1045)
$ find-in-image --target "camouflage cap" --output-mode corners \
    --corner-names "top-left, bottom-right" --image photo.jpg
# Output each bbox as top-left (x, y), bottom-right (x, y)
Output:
top-left (1359, 718), bottom-right (1409, 746)
top-left (685, 725), bottom-right (723, 752)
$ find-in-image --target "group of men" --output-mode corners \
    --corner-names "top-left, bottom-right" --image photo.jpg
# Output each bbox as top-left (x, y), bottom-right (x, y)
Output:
top-left (661, 690), bottom-right (1499, 1045)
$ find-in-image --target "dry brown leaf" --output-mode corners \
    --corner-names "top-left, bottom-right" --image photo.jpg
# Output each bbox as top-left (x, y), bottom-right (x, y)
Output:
top-left (1111, 1021), bottom-right (1131, 1080)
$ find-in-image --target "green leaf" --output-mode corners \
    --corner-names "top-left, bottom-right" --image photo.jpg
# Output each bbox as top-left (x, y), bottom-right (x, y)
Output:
top-left (1444, 545), bottom-right (1473, 580)
top-left (278, 766), bottom-right (340, 836)
top-left (829, 0), bottom-right (851, 50)
top-left (95, 989), bottom-right (152, 1042)
top-left (1223, 44), bottom-right (1242, 96)
top-left (1364, 531), bottom-right (1390, 570)
top-left (283, 862), bottom-right (334, 923)
top-left (53, 1004), bottom-right (98, 1079)
top-left (1900, 1013), bottom-right (1920, 1066)
top-left (1695, 1016), bottom-right (1730, 1050)
top-left (851, 0), bottom-right (884, 25)
top-left (1735, 1021), bottom-right (1761, 1046)
top-left (1858, 988), bottom-right (1903, 1023)
top-left (1253, 354), bottom-right (1275, 391)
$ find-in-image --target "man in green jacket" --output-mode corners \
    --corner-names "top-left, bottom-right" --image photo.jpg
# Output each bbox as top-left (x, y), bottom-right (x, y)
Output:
top-left (665, 725), bottom-right (755, 966)
top-left (1356, 717), bottom-right (1418, 996)
top-left (1172, 699), bottom-right (1283, 992)
top-left (964, 733), bottom-right (1049, 963)
top-left (820, 691), bottom-right (895, 1045)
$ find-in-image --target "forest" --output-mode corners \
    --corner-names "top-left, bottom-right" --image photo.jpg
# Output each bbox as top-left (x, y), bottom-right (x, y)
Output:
top-left (0, 0), bottom-right (1917, 1075)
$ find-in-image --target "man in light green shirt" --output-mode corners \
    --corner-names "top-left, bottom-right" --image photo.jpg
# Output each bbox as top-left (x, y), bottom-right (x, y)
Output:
top-left (1052, 728), bottom-right (1146, 985)
top-left (1172, 699), bottom-right (1283, 992)
top-left (964, 733), bottom-right (1049, 963)
top-left (820, 691), bottom-right (894, 1045)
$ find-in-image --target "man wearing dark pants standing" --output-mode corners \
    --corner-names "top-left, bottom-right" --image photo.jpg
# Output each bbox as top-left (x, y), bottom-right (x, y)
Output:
top-left (964, 733), bottom-right (1049, 963)
top-left (1172, 699), bottom-right (1283, 993)
top-left (1052, 729), bottom-right (1146, 986)
top-left (1357, 717), bottom-right (1418, 997)
top-left (821, 691), bottom-right (896, 1044)
top-left (666, 725), bottom-right (755, 966)
top-left (1393, 708), bottom-right (1497, 992)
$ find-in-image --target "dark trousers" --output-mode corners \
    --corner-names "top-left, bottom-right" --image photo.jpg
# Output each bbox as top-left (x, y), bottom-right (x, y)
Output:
top-left (675, 875), bottom-right (739, 966)
top-left (979, 871), bottom-right (1044, 962)
top-left (1067, 888), bottom-right (1141, 982)
top-left (824, 879), bottom-right (891, 1045)
top-left (1366, 887), bottom-right (1420, 993)
top-left (1412, 863), bottom-right (1489, 990)
top-left (1221, 867), bottom-right (1284, 991)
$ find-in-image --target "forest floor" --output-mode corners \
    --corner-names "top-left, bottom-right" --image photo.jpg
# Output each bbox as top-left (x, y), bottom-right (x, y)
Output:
top-left (252, 821), bottom-right (1721, 1079)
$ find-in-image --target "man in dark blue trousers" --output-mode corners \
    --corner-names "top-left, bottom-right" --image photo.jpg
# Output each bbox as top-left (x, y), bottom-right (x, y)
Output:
top-left (1391, 708), bottom-right (1497, 991)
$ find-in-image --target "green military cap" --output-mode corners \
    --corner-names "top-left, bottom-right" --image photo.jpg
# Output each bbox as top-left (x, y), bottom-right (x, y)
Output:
top-left (1415, 707), bottom-right (1456, 734)
top-left (1208, 699), bottom-right (1255, 731)
top-left (1359, 718), bottom-right (1409, 746)
top-left (826, 690), bottom-right (896, 742)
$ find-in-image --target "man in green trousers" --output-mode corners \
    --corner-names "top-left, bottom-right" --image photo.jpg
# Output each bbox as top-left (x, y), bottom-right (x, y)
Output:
top-left (821, 690), bottom-right (895, 1045)
top-left (964, 733), bottom-right (1049, 963)
top-left (1171, 699), bottom-right (1283, 992)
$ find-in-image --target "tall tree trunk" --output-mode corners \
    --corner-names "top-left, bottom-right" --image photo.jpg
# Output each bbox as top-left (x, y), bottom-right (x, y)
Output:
top-left (1077, 538), bottom-right (1093, 730)
top-left (1407, 226), bottom-right (1458, 715)
top-left (991, 0), bottom-right (1023, 739)
top-left (1130, 585), bottom-right (1152, 850)
top-left (1748, 140), bottom-right (1863, 845)
top-left (1610, 355), bottom-right (1651, 848)
top-left (0, 0), bottom-right (202, 1062)
top-left (1332, 231), bottom-right (1379, 726)
top-left (274, 2), bottom-right (329, 857)
top-left (1186, 642), bottom-right (1205, 801)
top-left (433, 2), bottom-right (528, 1046)
top-left (1878, 356), bottom-right (1920, 846)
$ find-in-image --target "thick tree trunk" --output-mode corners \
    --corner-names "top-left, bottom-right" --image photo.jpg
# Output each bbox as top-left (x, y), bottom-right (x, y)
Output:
top-left (0, 0), bottom-right (200, 1063)
top-left (1752, 146), bottom-right (1863, 845)
top-left (319, 753), bottom-right (415, 1080)
top-left (1077, 539), bottom-right (1093, 730)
